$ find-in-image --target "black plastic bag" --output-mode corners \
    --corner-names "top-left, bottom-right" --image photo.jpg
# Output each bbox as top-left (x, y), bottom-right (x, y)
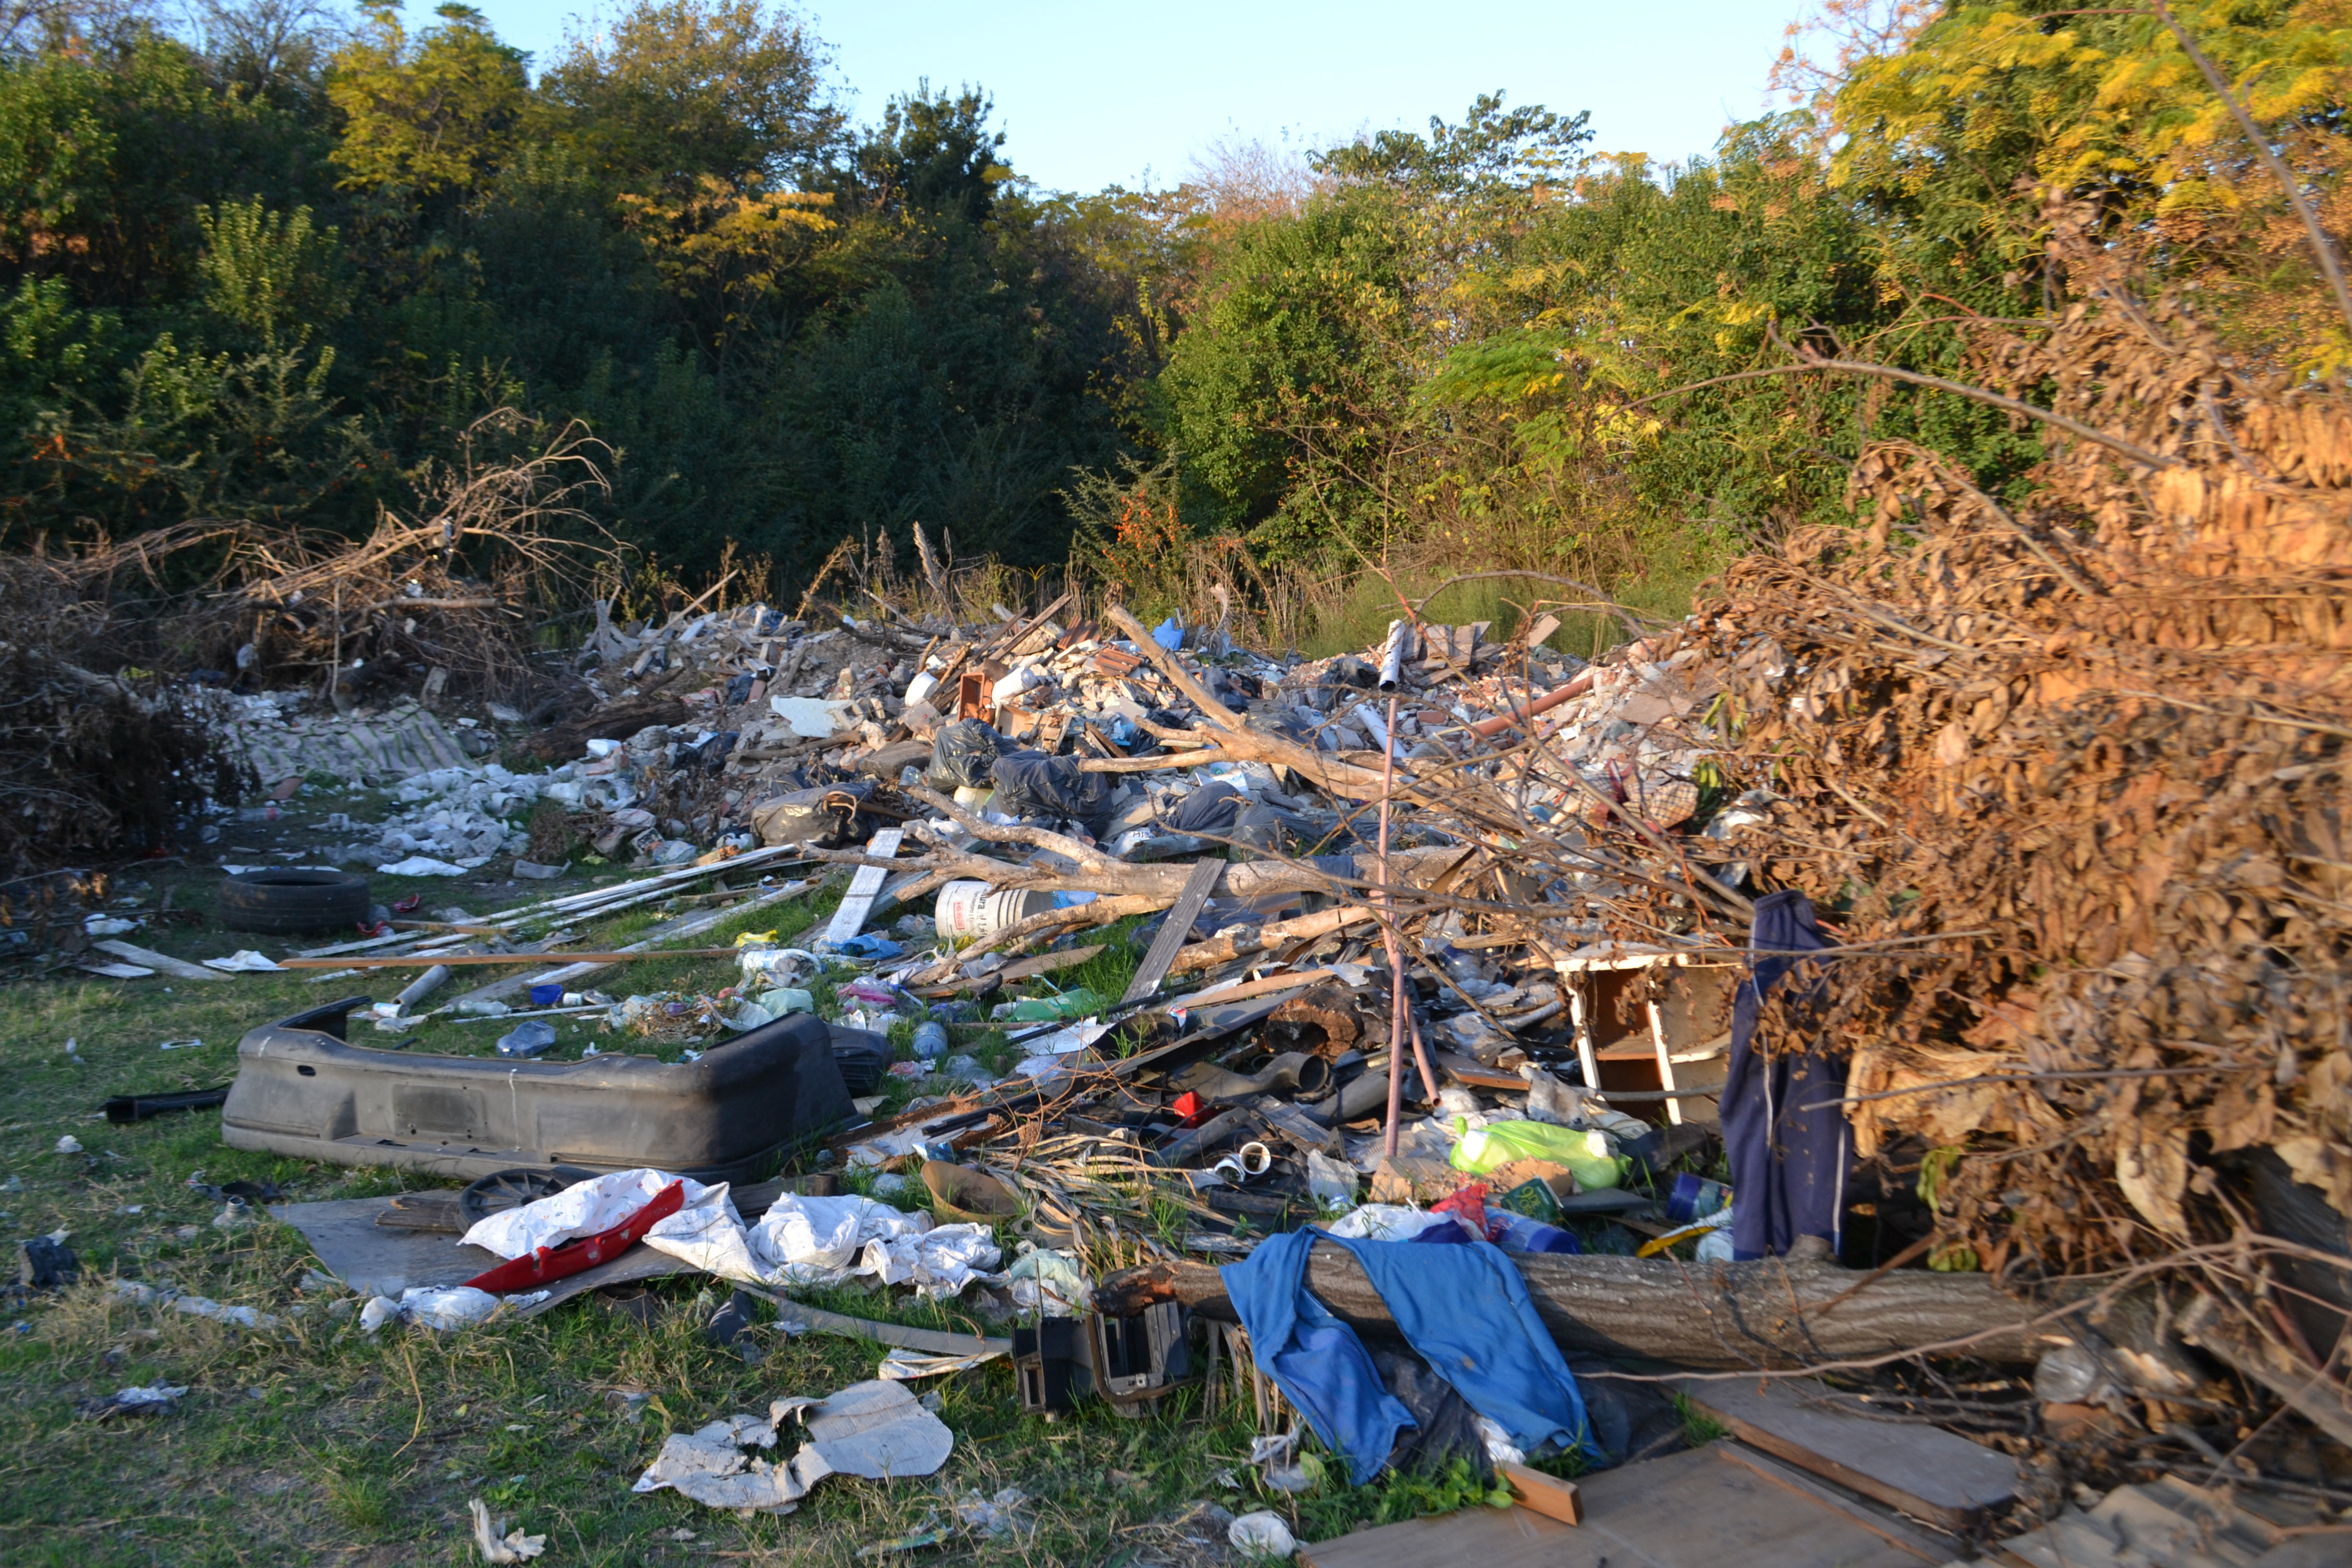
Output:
top-left (749, 777), bottom-right (878, 848)
top-left (991, 751), bottom-right (1115, 836)
top-left (926, 719), bottom-right (1017, 791)
top-left (1158, 780), bottom-right (1244, 834)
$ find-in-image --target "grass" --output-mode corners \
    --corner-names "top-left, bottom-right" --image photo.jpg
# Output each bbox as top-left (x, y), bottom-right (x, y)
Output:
top-left (0, 792), bottom-right (1496, 1564)
top-left (1292, 565), bottom-right (1713, 663)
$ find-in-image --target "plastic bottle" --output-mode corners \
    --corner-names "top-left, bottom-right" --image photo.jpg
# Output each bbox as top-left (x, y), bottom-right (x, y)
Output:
top-left (1007, 988), bottom-right (1103, 1022)
top-left (911, 1020), bottom-right (950, 1060)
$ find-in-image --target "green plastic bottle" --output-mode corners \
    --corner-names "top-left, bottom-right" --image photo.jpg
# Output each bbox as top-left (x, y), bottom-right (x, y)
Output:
top-left (1008, 988), bottom-right (1104, 1022)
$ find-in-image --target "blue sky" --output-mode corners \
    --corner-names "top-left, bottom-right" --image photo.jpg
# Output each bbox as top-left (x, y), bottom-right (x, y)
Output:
top-left (460, 1), bottom-right (1802, 193)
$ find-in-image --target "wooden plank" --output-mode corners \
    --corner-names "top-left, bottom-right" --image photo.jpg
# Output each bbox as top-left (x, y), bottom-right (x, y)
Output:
top-left (1122, 857), bottom-right (1222, 1003)
top-left (1300, 1443), bottom-right (1936, 1568)
top-left (1671, 1374), bottom-right (2019, 1530)
top-left (822, 827), bottom-right (903, 946)
top-left (1496, 1460), bottom-right (1581, 1526)
top-left (91, 940), bottom-right (233, 982)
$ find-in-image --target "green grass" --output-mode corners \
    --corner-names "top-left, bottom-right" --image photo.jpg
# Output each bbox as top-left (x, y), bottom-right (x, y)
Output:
top-left (4, 797), bottom-right (1489, 1563)
top-left (1293, 566), bottom-right (1711, 662)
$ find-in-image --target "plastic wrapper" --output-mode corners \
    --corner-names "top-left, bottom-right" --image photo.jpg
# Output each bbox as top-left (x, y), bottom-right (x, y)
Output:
top-left (1448, 1117), bottom-right (1622, 1190)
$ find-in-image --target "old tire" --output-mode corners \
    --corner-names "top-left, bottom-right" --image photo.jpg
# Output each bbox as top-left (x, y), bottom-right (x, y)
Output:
top-left (218, 869), bottom-right (372, 935)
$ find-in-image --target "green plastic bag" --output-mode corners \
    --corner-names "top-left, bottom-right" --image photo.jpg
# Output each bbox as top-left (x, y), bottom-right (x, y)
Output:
top-left (1448, 1117), bottom-right (1622, 1191)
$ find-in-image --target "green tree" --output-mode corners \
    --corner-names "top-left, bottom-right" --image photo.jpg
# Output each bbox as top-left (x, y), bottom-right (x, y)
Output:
top-left (326, 1), bottom-right (529, 196)
top-left (538, 0), bottom-right (842, 192)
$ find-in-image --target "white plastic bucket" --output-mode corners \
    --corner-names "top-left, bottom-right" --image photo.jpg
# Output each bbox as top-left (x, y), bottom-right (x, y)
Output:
top-left (904, 671), bottom-right (940, 706)
top-left (936, 880), bottom-right (1052, 942)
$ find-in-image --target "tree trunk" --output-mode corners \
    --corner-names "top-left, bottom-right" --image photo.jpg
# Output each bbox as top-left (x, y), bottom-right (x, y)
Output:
top-left (1097, 1245), bottom-right (2091, 1370)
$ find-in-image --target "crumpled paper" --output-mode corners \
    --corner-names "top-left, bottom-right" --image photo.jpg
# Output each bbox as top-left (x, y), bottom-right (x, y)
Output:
top-left (469, 1498), bottom-right (546, 1562)
top-left (633, 1380), bottom-right (953, 1516)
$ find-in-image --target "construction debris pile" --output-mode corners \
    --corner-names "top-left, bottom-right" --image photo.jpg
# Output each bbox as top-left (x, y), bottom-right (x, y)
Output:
top-left (33, 264), bottom-right (2352, 1560)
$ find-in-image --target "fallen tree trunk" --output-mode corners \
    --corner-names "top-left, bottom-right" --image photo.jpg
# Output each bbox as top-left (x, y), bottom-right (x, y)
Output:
top-left (1097, 1245), bottom-right (2096, 1370)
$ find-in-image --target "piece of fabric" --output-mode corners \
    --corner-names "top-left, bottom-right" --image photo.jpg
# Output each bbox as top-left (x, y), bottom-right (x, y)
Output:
top-left (1222, 1229), bottom-right (1605, 1484)
top-left (1322, 1235), bottom-right (1602, 1465)
top-left (1220, 1228), bottom-right (1417, 1485)
top-left (1372, 1348), bottom-right (1490, 1480)
top-left (1724, 889), bottom-right (1850, 1261)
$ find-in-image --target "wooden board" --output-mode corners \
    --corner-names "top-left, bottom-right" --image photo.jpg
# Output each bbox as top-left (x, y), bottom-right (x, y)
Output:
top-left (1123, 857), bottom-right (1223, 1003)
top-left (91, 940), bottom-right (231, 982)
top-left (1299, 1442), bottom-right (1944, 1568)
top-left (1671, 1374), bottom-right (2019, 1529)
top-left (822, 827), bottom-right (903, 945)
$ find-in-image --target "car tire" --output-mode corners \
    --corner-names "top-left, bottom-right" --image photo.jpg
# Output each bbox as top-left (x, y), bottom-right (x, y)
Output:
top-left (218, 869), bottom-right (372, 935)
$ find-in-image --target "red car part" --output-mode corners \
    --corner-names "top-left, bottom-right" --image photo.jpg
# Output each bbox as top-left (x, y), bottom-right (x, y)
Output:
top-left (462, 1180), bottom-right (684, 1294)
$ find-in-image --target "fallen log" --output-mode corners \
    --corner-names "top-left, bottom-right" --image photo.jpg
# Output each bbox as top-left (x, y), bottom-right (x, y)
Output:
top-left (1096, 1245), bottom-right (2097, 1371)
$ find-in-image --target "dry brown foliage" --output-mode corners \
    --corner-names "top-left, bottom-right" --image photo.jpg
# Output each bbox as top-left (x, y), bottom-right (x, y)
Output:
top-left (1669, 248), bottom-right (2351, 1276)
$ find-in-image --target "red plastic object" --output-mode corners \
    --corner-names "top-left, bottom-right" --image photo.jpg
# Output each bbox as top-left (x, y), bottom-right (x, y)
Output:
top-left (1169, 1091), bottom-right (1211, 1130)
top-left (391, 893), bottom-right (424, 914)
top-left (462, 1181), bottom-right (684, 1294)
top-left (1432, 1182), bottom-right (1497, 1240)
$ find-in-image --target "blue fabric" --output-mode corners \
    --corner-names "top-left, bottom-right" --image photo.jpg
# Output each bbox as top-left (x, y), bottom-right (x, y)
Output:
top-left (1220, 1229), bottom-right (1416, 1484)
top-left (1323, 1235), bottom-right (1602, 1464)
top-left (1724, 890), bottom-right (1850, 1261)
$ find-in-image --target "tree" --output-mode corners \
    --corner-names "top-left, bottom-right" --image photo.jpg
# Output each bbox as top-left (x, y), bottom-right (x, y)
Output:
top-left (826, 82), bottom-right (1009, 226)
top-left (538, 0), bottom-right (841, 192)
top-left (326, 1), bottom-right (528, 196)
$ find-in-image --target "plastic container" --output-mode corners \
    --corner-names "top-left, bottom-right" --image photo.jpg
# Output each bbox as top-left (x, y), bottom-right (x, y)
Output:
top-left (528, 982), bottom-right (565, 1007)
top-left (903, 671), bottom-right (940, 707)
top-left (935, 880), bottom-right (1052, 942)
top-left (911, 1020), bottom-right (951, 1060)
top-left (991, 664), bottom-right (1046, 703)
top-left (1667, 1173), bottom-right (1730, 1224)
top-left (495, 1019), bottom-right (557, 1059)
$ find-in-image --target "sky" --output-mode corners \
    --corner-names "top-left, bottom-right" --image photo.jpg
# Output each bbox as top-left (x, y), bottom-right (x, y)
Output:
top-left (461, 0), bottom-right (1804, 194)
